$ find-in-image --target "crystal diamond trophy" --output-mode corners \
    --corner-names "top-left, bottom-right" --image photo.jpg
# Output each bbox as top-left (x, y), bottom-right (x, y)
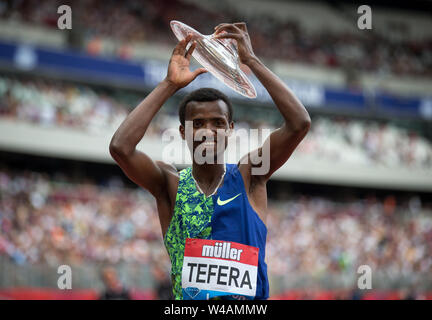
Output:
top-left (170, 20), bottom-right (257, 98)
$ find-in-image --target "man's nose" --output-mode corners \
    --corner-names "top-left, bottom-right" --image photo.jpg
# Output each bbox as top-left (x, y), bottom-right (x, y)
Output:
top-left (203, 122), bottom-right (217, 131)
top-left (202, 122), bottom-right (218, 135)
top-left (196, 127), bottom-right (216, 141)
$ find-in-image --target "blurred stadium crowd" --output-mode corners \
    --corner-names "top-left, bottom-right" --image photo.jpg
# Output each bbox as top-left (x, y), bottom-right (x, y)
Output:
top-left (0, 0), bottom-right (431, 76)
top-left (0, 166), bottom-right (431, 294)
top-left (0, 167), bottom-right (166, 266)
top-left (1, 76), bottom-right (431, 169)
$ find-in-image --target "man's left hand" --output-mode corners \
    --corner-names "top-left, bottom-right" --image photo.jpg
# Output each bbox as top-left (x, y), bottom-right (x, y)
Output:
top-left (214, 22), bottom-right (257, 66)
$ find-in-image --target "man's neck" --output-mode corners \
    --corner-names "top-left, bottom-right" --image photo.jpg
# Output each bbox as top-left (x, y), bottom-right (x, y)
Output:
top-left (192, 162), bottom-right (225, 184)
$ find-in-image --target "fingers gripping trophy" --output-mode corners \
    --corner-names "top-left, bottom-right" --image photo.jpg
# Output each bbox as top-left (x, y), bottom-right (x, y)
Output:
top-left (169, 21), bottom-right (257, 98)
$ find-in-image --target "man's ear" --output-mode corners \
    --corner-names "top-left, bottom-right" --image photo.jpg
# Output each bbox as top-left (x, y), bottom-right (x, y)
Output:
top-left (179, 124), bottom-right (185, 140)
top-left (227, 121), bottom-right (234, 137)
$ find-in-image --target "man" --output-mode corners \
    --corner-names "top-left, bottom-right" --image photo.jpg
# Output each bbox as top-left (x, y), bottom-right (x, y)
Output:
top-left (99, 266), bottom-right (132, 300)
top-left (109, 22), bottom-right (311, 300)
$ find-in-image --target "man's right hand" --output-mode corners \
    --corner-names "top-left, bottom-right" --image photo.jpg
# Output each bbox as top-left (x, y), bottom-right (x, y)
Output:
top-left (165, 34), bottom-right (207, 89)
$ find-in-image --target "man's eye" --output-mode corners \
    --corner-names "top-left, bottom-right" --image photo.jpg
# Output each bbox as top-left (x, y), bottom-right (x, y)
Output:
top-left (216, 120), bottom-right (225, 126)
top-left (193, 121), bottom-right (202, 127)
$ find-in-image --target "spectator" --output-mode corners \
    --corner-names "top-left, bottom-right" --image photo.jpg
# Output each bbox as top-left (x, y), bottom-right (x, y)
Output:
top-left (99, 266), bottom-right (132, 300)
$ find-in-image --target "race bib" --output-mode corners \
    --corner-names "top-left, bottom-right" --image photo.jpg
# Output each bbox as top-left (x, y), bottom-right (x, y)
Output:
top-left (182, 238), bottom-right (259, 300)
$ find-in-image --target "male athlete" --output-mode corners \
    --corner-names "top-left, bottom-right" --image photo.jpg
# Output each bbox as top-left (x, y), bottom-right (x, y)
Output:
top-left (109, 22), bottom-right (311, 300)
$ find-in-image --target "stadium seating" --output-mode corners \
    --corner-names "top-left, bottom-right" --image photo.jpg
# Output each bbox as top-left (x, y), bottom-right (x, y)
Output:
top-left (0, 166), bottom-right (431, 298)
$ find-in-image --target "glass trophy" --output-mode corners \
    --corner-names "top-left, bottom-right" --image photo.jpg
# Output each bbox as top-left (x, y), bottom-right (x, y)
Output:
top-left (170, 20), bottom-right (257, 99)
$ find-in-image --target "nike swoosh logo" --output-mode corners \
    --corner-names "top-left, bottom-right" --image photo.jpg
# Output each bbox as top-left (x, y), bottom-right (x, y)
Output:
top-left (217, 193), bottom-right (241, 206)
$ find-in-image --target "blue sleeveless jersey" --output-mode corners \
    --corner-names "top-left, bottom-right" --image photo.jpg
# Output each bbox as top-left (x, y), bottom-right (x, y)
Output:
top-left (164, 163), bottom-right (269, 300)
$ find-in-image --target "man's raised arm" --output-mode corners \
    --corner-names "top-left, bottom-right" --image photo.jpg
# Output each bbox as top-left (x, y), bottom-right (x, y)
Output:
top-left (109, 35), bottom-right (207, 197)
top-left (214, 23), bottom-right (311, 181)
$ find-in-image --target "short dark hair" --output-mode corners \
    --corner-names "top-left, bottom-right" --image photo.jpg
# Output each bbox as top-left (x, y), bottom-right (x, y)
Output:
top-left (178, 88), bottom-right (233, 126)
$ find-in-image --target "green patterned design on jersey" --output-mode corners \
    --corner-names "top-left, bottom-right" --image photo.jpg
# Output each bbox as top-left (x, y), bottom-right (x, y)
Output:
top-left (163, 167), bottom-right (214, 300)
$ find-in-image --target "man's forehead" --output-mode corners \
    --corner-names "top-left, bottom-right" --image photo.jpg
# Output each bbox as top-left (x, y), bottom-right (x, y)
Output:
top-left (185, 100), bottom-right (229, 119)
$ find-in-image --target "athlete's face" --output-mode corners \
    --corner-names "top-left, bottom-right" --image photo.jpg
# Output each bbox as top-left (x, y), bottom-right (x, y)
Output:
top-left (180, 100), bottom-right (234, 162)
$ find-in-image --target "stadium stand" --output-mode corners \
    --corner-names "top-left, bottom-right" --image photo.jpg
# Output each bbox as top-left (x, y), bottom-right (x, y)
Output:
top-left (1, 76), bottom-right (431, 169)
top-left (0, 161), bottom-right (431, 298)
top-left (0, 0), bottom-right (431, 77)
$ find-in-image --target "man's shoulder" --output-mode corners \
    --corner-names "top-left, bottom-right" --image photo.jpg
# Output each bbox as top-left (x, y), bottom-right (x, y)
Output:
top-left (155, 160), bottom-right (179, 176)
top-left (154, 161), bottom-right (180, 201)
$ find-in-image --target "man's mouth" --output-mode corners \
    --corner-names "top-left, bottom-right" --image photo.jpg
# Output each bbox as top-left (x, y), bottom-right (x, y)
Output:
top-left (200, 141), bottom-right (216, 147)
